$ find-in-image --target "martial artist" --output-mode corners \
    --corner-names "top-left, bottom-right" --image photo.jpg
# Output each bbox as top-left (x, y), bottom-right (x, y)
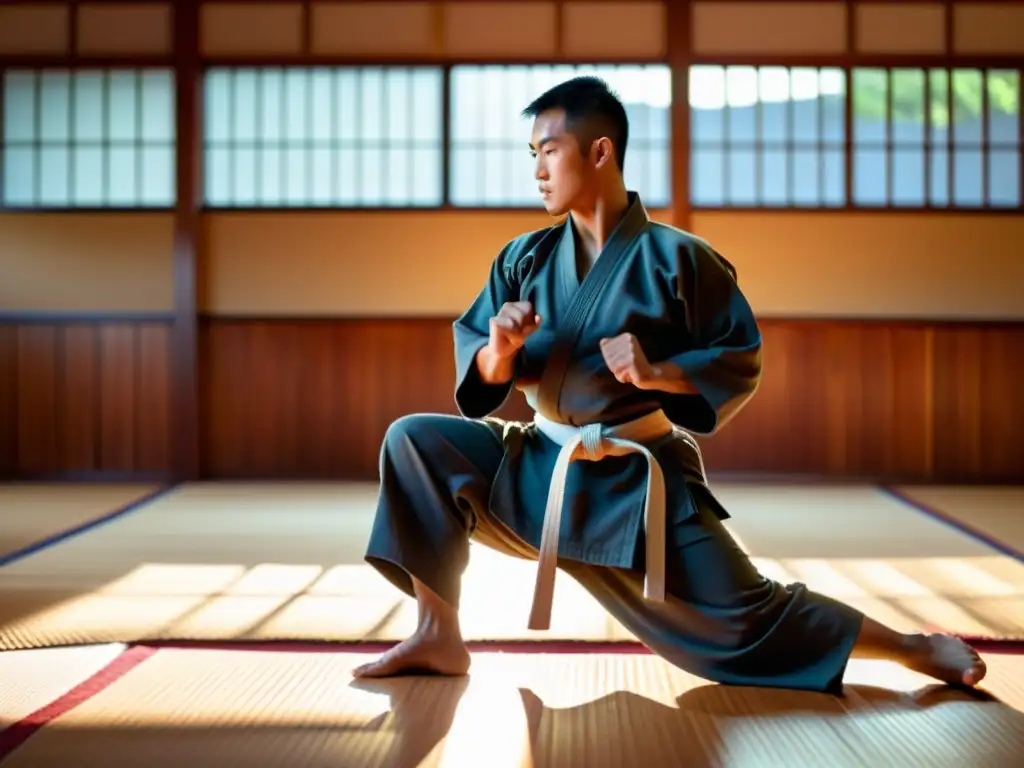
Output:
top-left (354, 76), bottom-right (986, 694)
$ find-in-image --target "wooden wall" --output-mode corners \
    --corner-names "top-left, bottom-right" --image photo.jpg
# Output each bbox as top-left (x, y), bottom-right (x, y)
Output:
top-left (7, 314), bottom-right (1019, 483)
top-left (0, 316), bottom-right (173, 480)
top-left (197, 316), bottom-right (1024, 483)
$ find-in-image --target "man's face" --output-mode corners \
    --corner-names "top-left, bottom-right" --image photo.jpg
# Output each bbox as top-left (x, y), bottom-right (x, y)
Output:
top-left (529, 108), bottom-right (592, 217)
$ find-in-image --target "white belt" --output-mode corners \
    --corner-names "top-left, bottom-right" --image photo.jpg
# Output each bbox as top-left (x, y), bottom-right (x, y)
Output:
top-left (528, 409), bottom-right (672, 630)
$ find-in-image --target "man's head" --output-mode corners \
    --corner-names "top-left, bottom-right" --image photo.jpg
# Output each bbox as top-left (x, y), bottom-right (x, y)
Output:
top-left (522, 76), bottom-right (629, 216)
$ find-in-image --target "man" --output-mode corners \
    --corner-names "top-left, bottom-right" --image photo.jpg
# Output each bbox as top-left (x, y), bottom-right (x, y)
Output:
top-left (354, 76), bottom-right (985, 693)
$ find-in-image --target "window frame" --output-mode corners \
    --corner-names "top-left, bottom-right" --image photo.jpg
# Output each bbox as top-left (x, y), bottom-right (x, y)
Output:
top-left (199, 63), bottom-right (448, 211)
top-left (0, 64), bottom-right (178, 212)
top-left (446, 61), bottom-right (674, 211)
top-left (687, 58), bottom-right (1022, 213)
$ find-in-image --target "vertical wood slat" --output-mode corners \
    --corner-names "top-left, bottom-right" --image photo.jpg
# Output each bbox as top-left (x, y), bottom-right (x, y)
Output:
top-left (172, 0), bottom-right (201, 481)
top-left (0, 319), bottom-right (174, 479)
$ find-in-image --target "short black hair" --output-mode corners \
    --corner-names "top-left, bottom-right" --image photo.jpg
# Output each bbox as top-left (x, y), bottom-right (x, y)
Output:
top-left (522, 76), bottom-right (629, 170)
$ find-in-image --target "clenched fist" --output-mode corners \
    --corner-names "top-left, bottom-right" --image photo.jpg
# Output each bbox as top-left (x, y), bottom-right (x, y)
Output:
top-left (489, 301), bottom-right (541, 359)
top-left (600, 332), bottom-right (655, 388)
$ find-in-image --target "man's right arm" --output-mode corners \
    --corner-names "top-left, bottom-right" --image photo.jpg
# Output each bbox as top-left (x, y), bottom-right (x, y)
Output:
top-left (452, 245), bottom-right (520, 418)
top-left (475, 344), bottom-right (516, 385)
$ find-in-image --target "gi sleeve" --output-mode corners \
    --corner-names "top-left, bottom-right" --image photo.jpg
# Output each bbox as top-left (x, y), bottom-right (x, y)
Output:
top-left (452, 241), bottom-right (521, 418)
top-left (657, 240), bottom-right (763, 435)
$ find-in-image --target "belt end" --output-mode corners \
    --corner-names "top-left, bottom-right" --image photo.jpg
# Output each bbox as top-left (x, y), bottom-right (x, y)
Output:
top-left (527, 614), bottom-right (552, 632)
top-left (644, 581), bottom-right (667, 602)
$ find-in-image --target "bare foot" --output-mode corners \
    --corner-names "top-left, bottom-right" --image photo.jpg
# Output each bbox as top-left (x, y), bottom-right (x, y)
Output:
top-left (902, 633), bottom-right (987, 687)
top-left (351, 628), bottom-right (471, 678)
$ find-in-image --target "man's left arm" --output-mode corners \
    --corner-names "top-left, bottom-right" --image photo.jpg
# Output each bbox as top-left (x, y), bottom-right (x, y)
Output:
top-left (601, 241), bottom-right (762, 434)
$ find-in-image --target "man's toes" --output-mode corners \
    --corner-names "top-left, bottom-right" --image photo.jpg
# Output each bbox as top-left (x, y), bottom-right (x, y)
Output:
top-left (352, 659), bottom-right (388, 678)
top-left (964, 660), bottom-right (987, 686)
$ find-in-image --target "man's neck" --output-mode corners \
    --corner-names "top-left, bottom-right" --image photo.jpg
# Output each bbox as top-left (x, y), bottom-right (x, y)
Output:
top-left (570, 186), bottom-right (631, 261)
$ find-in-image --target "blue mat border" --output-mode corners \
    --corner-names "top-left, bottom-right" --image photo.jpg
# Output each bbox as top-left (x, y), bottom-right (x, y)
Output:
top-left (879, 485), bottom-right (1024, 565)
top-left (0, 484), bottom-right (178, 568)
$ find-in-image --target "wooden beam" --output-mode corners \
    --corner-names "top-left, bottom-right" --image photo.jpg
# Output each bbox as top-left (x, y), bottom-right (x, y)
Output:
top-left (172, 0), bottom-right (200, 480)
top-left (669, 0), bottom-right (691, 231)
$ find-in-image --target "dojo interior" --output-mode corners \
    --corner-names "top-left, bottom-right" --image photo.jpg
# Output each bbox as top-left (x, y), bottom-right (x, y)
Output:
top-left (2, 1), bottom-right (1023, 765)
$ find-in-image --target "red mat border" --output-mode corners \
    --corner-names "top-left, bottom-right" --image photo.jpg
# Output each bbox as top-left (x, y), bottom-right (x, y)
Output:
top-left (0, 645), bottom-right (158, 762)
top-left (2, 637), bottom-right (1021, 763)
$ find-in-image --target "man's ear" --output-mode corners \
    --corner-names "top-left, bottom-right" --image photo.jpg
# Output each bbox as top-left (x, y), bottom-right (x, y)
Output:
top-left (592, 136), bottom-right (615, 169)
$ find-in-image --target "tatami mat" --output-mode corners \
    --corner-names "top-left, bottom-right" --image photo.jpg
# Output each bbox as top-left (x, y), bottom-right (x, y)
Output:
top-left (0, 482), bottom-right (1022, 650)
top-left (891, 486), bottom-right (1024, 560)
top-left (3, 647), bottom-right (1023, 767)
top-left (0, 484), bottom-right (160, 563)
top-left (0, 643), bottom-right (126, 728)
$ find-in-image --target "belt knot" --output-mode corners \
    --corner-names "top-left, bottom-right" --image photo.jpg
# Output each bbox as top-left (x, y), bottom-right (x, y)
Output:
top-left (578, 424), bottom-right (608, 460)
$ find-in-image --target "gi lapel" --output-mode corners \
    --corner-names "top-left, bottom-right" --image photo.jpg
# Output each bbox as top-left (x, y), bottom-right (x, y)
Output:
top-left (535, 193), bottom-right (650, 422)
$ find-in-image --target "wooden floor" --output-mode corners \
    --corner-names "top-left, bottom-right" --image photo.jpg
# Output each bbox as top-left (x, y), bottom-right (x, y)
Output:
top-left (0, 481), bottom-right (1022, 766)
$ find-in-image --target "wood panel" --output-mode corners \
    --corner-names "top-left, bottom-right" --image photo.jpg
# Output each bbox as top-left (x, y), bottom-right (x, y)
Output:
top-left (199, 316), bottom-right (1024, 483)
top-left (0, 318), bottom-right (174, 480)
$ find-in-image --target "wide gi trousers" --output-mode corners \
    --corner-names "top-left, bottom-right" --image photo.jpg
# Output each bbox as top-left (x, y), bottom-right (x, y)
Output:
top-left (364, 413), bottom-right (864, 695)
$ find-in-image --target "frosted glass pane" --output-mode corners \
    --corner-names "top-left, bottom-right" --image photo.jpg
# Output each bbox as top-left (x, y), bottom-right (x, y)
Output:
top-left (205, 147), bottom-right (230, 205)
top-left (989, 149), bottom-right (1019, 208)
top-left (385, 72), bottom-right (407, 141)
top-left (725, 67), bottom-right (757, 143)
top-left (284, 70), bottom-right (307, 142)
top-left (792, 148), bottom-right (820, 205)
top-left (259, 148), bottom-right (282, 205)
top-left (108, 146), bottom-right (138, 204)
top-left (691, 147), bottom-right (724, 205)
top-left (386, 147), bottom-right (410, 202)
top-left (449, 148), bottom-right (477, 206)
top-left (73, 147), bottom-right (105, 205)
top-left (309, 147), bottom-right (333, 203)
top-left (4, 71), bottom-right (37, 141)
top-left (4, 147), bottom-right (37, 204)
top-left (854, 148), bottom-right (887, 205)
top-left (412, 70), bottom-right (442, 141)
top-left (892, 148), bottom-right (925, 206)
top-left (140, 146), bottom-right (174, 205)
top-left (39, 146), bottom-right (70, 204)
top-left (310, 69), bottom-right (334, 142)
top-left (987, 71), bottom-right (1018, 145)
top-left (108, 72), bottom-right (138, 142)
top-left (953, 149), bottom-right (983, 206)
top-left (412, 148), bottom-right (442, 205)
top-left (335, 147), bottom-right (358, 204)
top-left (39, 72), bottom-right (71, 142)
top-left (359, 147), bottom-right (384, 204)
top-left (359, 71), bottom-right (383, 141)
top-left (233, 70), bottom-right (258, 143)
top-left (822, 147), bottom-right (844, 206)
top-left (284, 146), bottom-right (307, 204)
top-left (232, 147), bottom-right (257, 205)
top-left (205, 70), bottom-right (232, 143)
top-left (760, 147), bottom-right (788, 205)
top-left (74, 73), bottom-right (105, 142)
top-left (260, 71), bottom-right (283, 142)
top-left (930, 149), bottom-right (949, 207)
top-left (952, 69), bottom-right (983, 147)
top-left (726, 148), bottom-right (756, 205)
top-left (336, 71), bottom-right (359, 141)
top-left (141, 70), bottom-right (175, 142)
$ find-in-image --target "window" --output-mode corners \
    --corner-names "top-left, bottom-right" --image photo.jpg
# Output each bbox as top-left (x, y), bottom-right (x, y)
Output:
top-left (203, 67), bottom-right (444, 208)
top-left (689, 66), bottom-right (846, 207)
top-left (852, 68), bottom-right (1020, 208)
top-left (449, 64), bottom-right (671, 208)
top-left (1, 68), bottom-right (176, 208)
